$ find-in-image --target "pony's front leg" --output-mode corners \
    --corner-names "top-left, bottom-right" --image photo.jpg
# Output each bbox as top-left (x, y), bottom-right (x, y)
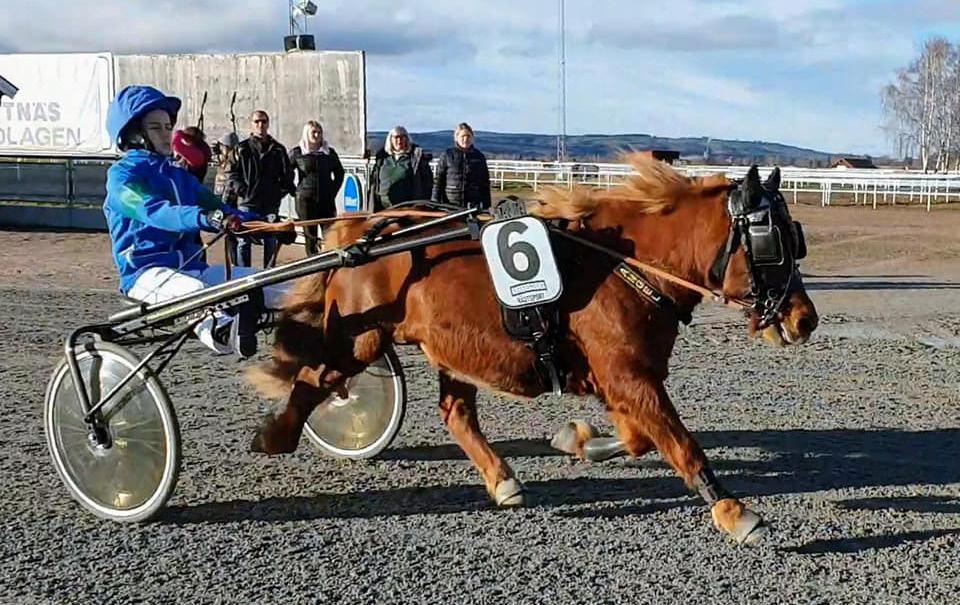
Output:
top-left (605, 375), bottom-right (769, 546)
top-left (438, 372), bottom-right (524, 507)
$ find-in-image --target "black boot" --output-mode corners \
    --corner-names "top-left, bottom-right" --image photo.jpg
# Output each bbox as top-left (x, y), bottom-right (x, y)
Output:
top-left (228, 289), bottom-right (263, 358)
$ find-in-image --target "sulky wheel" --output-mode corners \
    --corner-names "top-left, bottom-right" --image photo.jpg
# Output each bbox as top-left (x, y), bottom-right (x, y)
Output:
top-left (303, 347), bottom-right (406, 459)
top-left (44, 341), bottom-right (180, 523)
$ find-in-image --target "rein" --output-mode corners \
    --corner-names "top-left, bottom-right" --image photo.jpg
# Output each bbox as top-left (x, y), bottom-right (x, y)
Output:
top-left (233, 209), bottom-right (455, 236)
top-left (549, 229), bottom-right (752, 313)
top-left (233, 206), bottom-right (754, 317)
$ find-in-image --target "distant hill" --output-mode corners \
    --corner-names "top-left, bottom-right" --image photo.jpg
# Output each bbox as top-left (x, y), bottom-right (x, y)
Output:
top-left (367, 130), bottom-right (849, 167)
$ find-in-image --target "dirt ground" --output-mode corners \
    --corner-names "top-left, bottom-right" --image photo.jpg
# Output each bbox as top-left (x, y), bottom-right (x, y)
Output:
top-left (1, 202), bottom-right (959, 604)
top-left (3, 202), bottom-right (958, 324)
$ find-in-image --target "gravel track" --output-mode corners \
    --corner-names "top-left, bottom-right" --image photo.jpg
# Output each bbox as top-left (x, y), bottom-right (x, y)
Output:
top-left (1, 279), bottom-right (958, 605)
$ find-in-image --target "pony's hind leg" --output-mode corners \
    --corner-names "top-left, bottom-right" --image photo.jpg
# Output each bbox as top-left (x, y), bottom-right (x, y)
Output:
top-left (251, 329), bottom-right (384, 455)
top-left (605, 375), bottom-right (768, 546)
top-left (438, 372), bottom-right (524, 507)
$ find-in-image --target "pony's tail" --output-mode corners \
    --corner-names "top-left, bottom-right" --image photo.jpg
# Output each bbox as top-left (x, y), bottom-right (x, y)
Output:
top-left (245, 274), bottom-right (328, 400)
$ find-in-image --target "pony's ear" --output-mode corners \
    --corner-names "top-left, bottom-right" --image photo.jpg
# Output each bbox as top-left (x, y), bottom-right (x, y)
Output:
top-left (764, 166), bottom-right (781, 192)
top-left (744, 165), bottom-right (763, 205)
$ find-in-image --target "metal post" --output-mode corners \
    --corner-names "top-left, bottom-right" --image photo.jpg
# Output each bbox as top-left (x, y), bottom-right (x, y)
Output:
top-left (65, 158), bottom-right (75, 206)
top-left (556, 0), bottom-right (567, 163)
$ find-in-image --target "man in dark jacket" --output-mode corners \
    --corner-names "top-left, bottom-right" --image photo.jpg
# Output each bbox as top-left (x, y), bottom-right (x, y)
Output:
top-left (431, 122), bottom-right (491, 210)
top-left (369, 126), bottom-right (433, 211)
top-left (230, 110), bottom-right (296, 267)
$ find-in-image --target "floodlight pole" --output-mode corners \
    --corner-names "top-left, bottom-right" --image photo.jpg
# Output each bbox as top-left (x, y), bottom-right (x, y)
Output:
top-left (288, 0), bottom-right (309, 35)
top-left (557, 0), bottom-right (567, 164)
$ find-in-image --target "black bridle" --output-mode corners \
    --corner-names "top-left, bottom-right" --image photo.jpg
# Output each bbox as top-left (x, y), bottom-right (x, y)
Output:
top-left (709, 177), bottom-right (807, 329)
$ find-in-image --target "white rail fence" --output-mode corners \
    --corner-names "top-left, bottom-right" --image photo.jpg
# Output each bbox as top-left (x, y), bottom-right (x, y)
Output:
top-left (340, 159), bottom-right (960, 211)
top-left (3, 156), bottom-right (959, 212)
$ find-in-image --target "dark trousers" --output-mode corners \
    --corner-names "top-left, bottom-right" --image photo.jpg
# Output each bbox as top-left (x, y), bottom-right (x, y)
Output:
top-left (222, 191), bottom-right (239, 266)
top-left (236, 234), bottom-right (278, 268)
top-left (296, 190), bottom-right (334, 257)
top-left (302, 223), bottom-right (321, 256)
top-left (235, 204), bottom-right (279, 268)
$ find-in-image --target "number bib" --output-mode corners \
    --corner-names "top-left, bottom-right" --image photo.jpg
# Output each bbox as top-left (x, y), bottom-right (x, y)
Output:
top-left (480, 216), bottom-right (563, 309)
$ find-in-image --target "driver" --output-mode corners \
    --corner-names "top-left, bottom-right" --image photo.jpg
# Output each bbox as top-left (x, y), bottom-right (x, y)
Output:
top-left (102, 85), bottom-right (286, 358)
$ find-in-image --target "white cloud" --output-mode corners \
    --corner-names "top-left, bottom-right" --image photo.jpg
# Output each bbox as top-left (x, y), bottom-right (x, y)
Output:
top-left (0, 0), bottom-right (956, 154)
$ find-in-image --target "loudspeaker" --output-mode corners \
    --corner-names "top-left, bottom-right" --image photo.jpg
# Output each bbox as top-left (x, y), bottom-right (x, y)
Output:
top-left (284, 35), bottom-right (316, 52)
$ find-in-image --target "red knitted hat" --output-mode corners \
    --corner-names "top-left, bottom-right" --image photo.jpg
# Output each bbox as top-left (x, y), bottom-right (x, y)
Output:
top-left (171, 129), bottom-right (212, 170)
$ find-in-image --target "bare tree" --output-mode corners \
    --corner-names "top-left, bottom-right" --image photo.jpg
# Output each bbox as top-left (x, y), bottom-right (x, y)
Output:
top-left (882, 37), bottom-right (959, 172)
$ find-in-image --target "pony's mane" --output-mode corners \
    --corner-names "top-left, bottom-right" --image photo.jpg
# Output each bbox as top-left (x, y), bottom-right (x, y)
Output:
top-left (529, 152), bottom-right (731, 221)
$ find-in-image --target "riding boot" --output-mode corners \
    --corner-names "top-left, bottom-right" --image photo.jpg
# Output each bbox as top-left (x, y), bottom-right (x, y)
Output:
top-left (230, 289), bottom-right (264, 358)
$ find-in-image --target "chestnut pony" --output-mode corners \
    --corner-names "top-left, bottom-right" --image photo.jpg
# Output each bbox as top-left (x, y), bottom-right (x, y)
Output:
top-left (248, 155), bottom-right (819, 545)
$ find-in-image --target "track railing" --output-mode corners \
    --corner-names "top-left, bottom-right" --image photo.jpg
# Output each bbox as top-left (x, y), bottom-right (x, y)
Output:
top-left (3, 155), bottom-right (959, 211)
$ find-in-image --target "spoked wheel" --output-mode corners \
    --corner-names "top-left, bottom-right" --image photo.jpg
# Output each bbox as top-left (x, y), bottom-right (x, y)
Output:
top-left (303, 348), bottom-right (406, 459)
top-left (44, 341), bottom-right (180, 523)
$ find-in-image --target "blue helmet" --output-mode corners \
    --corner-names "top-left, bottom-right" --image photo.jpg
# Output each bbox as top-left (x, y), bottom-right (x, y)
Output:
top-left (106, 85), bottom-right (182, 148)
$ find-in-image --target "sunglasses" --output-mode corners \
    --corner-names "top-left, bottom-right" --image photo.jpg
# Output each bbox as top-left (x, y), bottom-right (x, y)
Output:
top-left (253, 119), bottom-right (268, 124)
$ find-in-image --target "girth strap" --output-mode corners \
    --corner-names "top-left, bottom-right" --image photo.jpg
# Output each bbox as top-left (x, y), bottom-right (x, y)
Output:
top-left (500, 306), bottom-right (565, 396)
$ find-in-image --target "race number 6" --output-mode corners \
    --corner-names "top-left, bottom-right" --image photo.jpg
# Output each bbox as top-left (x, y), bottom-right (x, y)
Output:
top-left (480, 216), bottom-right (563, 309)
top-left (497, 221), bottom-right (540, 281)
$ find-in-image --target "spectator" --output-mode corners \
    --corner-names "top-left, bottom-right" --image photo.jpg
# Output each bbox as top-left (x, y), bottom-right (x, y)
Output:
top-left (171, 126), bottom-right (215, 258)
top-left (230, 110), bottom-right (296, 268)
top-left (369, 125), bottom-right (432, 211)
top-left (213, 131), bottom-right (241, 206)
top-left (289, 120), bottom-right (345, 255)
top-left (212, 131), bottom-right (241, 265)
top-left (431, 122), bottom-right (491, 210)
top-left (171, 126), bottom-right (213, 182)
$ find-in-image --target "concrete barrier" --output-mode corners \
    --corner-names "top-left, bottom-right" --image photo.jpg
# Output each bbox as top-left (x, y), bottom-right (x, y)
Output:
top-left (0, 203), bottom-right (106, 230)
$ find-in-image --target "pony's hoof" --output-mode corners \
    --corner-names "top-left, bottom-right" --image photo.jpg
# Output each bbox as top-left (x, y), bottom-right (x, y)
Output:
top-left (729, 509), bottom-right (769, 546)
top-left (494, 478), bottom-right (526, 507)
top-left (249, 414), bottom-right (274, 453)
top-left (550, 420), bottom-right (599, 458)
top-left (249, 414), bottom-right (297, 455)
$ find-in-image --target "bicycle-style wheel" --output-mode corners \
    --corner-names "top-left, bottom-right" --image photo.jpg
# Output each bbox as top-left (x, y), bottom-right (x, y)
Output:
top-left (303, 348), bottom-right (406, 459)
top-left (44, 341), bottom-right (180, 523)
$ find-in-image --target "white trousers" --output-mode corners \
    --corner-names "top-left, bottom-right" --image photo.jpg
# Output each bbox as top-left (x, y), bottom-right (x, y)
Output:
top-left (127, 265), bottom-right (289, 354)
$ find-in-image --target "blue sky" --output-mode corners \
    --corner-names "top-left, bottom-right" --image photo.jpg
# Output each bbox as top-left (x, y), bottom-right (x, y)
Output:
top-left (2, 0), bottom-right (959, 154)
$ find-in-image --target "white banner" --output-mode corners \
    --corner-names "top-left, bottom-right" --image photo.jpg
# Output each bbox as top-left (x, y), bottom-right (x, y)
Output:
top-left (0, 53), bottom-right (114, 156)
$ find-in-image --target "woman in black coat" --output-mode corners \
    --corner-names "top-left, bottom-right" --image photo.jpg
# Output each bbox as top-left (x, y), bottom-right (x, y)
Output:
top-left (289, 121), bottom-right (345, 255)
top-left (431, 122), bottom-right (491, 210)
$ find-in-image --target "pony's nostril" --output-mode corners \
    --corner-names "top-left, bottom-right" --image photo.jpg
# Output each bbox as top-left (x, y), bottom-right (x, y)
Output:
top-left (797, 316), bottom-right (815, 334)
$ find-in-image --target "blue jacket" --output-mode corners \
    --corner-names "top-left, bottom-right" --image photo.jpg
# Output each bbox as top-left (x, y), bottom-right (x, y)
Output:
top-left (103, 149), bottom-right (229, 293)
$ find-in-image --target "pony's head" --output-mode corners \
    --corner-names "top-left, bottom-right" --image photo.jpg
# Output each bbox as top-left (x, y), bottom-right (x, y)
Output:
top-left (714, 165), bottom-right (818, 346)
top-left (530, 154), bottom-right (818, 347)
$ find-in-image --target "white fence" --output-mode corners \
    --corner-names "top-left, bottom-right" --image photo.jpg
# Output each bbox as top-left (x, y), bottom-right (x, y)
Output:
top-left (341, 158), bottom-right (960, 211)
top-left (3, 155), bottom-right (958, 212)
